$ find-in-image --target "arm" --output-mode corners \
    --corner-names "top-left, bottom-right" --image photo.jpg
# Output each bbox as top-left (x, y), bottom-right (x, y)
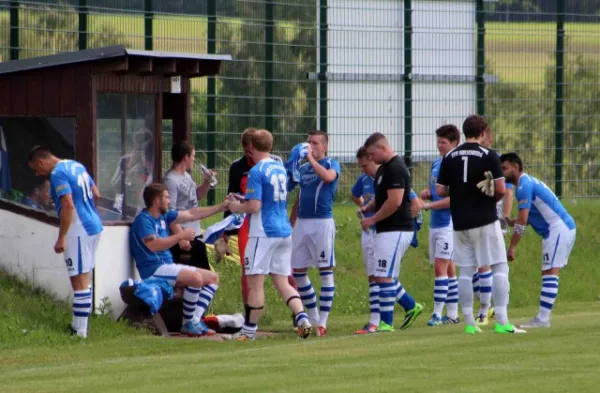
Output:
top-left (91, 185), bottom-right (101, 204)
top-left (230, 199), bottom-right (261, 214)
top-left (507, 208), bottom-right (530, 260)
top-left (170, 222), bottom-right (192, 251)
top-left (489, 152), bottom-right (506, 201)
top-left (144, 231), bottom-right (188, 253)
top-left (410, 195), bottom-right (423, 218)
top-left (436, 184), bottom-right (449, 198)
top-left (196, 176), bottom-right (212, 200)
top-left (493, 178), bottom-right (506, 201)
top-left (424, 196), bottom-right (450, 211)
top-left (307, 155), bottom-right (338, 183)
top-left (174, 203), bottom-right (226, 224)
top-left (371, 188), bottom-right (404, 224)
top-left (289, 197), bottom-right (299, 227)
top-left (502, 187), bottom-right (514, 217)
top-left (57, 194), bottom-right (75, 241)
top-left (352, 196), bottom-right (364, 208)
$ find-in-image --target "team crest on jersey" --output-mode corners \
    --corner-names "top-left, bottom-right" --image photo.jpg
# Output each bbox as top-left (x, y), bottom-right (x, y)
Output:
top-left (160, 220), bottom-right (166, 230)
top-left (430, 175), bottom-right (437, 184)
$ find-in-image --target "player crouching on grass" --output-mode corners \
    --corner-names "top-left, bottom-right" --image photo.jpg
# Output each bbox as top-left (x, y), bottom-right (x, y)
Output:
top-left (225, 129), bottom-right (312, 341)
top-left (129, 183), bottom-right (227, 337)
top-left (500, 153), bottom-right (576, 328)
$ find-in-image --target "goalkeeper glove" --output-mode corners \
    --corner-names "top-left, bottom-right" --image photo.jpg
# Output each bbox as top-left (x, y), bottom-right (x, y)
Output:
top-left (476, 171), bottom-right (495, 197)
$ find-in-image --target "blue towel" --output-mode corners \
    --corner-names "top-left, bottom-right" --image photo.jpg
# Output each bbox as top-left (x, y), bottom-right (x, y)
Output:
top-left (284, 143), bottom-right (309, 183)
top-left (132, 277), bottom-right (174, 315)
top-left (203, 213), bottom-right (246, 244)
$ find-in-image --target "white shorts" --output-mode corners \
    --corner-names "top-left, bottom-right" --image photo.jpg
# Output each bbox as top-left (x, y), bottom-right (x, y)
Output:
top-left (361, 229), bottom-right (376, 276)
top-left (542, 228), bottom-right (576, 271)
top-left (453, 221), bottom-right (507, 268)
top-left (245, 236), bottom-right (292, 276)
top-left (64, 234), bottom-right (101, 277)
top-left (150, 263), bottom-right (196, 286)
top-left (428, 227), bottom-right (454, 264)
top-left (292, 218), bottom-right (336, 269)
top-left (373, 231), bottom-right (413, 278)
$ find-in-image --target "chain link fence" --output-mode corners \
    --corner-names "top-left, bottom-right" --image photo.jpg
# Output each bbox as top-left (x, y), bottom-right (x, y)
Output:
top-left (1, 0), bottom-right (599, 201)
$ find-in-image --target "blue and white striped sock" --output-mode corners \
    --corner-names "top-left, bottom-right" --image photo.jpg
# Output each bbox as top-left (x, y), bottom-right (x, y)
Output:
top-left (319, 270), bottom-right (335, 327)
top-left (478, 270), bottom-right (493, 315)
top-left (379, 282), bottom-right (397, 326)
top-left (446, 276), bottom-right (459, 319)
top-left (193, 283), bottom-right (218, 323)
top-left (241, 321), bottom-right (258, 338)
top-left (294, 312), bottom-right (309, 326)
top-left (369, 282), bottom-right (380, 327)
top-left (433, 276), bottom-right (449, 318)
top-left (72, 289), bottom-right (92, 337)
top-left (539, 275), bottom-right (559, 322)
top-left (395, 278), bottom-right (416, 311)
top-left (472, 272), bottom-right (480, 300)
top-left (182, 286), bottom-right (201, 325)
top-left (293, 273), bottom-right (319, 322)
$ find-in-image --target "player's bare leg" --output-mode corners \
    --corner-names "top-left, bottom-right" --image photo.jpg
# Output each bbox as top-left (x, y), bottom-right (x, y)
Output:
top-left (272, 274), bottom-right (311, 338)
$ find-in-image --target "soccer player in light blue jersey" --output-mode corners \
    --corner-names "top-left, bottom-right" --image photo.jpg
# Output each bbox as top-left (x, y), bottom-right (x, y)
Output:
top-left (227, 129), bottom-right (312, 340)
top-left (28, 146), bottom-right (103, 338)
top-left (289, 130), bottom-right (340, 336)
top-left (130, 183), bottom-right (226, 337)
top-left (420, 125), bottom-right (461, 326)
top-left (500, 153), bottom-right (576, 328)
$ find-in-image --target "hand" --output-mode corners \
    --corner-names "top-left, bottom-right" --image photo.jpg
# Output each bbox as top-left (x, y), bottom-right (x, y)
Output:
top-left (306, 144), bottom-right (315, 163)
top-left (355, 208), bottom-right (365, 220)
top-left (360, 204), bottom-right (370, 214)
top-left (476, 171), bottom-right (495, 197)
top-left (507, 247), bottom-right (516, 262)
top-left (423, 202), bottom-right (431, 211)
top-left (54, 237), bottom-right (66, 254)
top-left (179, 240), bottom-right (192, 251)
top-left (420, 189), bottom-right (431, 200)
top-left (203, 170), bottom-right (217, 183)
top-left (227, 193), bottom-right (245, 202)
top-left (219, 199), bottom-right (230, 211)
top-left (229, 200), bottom-right (243, 213)
top-left (361, 217), bottom-right (375, 231)
top-left (179, 228), bottom-right (196, 242)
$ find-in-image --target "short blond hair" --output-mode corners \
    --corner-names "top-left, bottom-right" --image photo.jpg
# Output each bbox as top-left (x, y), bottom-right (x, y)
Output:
top-left (251, 129), bottom-right (273, 152)
top-left (241, 127), bottom-right (257, 147)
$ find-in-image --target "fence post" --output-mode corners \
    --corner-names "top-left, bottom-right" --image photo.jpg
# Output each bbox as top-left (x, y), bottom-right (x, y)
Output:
top-left (318, 0), bottom-right (328, 131)
top-left (403, 0), bottom-right (412, 171)
top-left (206, 0), bottom-right (217, 205)
top-left (78, 0), bottom-right (87, 50)
top-left (555, 0), bottom-right (565, 198)
top-left (265, 1), bottom-right (274, 133)
top-left (9, 1), bottom-right (19, 60)
top-left (144, 0), bottom-right (153, 50)
top-left (476, 0), bottom-right (485, 116)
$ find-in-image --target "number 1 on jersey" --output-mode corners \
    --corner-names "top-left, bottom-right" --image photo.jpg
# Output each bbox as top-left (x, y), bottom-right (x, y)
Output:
top-left (77, 172), bottom-right (93, 202)
top-left (462, 156), bottom-right (469, 183)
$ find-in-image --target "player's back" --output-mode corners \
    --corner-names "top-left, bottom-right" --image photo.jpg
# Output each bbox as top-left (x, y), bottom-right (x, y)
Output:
top-left (296, 157), bottom-right (340, 219)
top-left (51, 160), bottom-right (103, 237)
top-left (438, 143), bottom-right (501, 231)
top-left (247, 158), bottom-right (293, 238)
top-left (517, 174), bottom-right (575, 237)
top-left (428, 158), bottom-right (452, 229)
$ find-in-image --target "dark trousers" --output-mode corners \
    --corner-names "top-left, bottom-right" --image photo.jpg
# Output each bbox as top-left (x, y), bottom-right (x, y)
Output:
top-left (170, 237), bottom-right (210, 271)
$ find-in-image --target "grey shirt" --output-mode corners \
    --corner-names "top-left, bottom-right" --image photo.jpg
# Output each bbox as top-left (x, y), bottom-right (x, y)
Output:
top-left (163, 169), bottom-right (202, 234)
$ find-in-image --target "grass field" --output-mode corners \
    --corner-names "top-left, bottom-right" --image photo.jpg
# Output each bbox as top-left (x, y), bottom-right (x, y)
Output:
top-left (1, 200), bottom-right (599, 392)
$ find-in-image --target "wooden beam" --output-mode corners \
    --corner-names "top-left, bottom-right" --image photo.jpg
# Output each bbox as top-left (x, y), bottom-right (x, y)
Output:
top-left (129, 56), bottom-right (153, 74)
top-left (176, 59), bottom-right (200, 77)
top-left (91, 57), bottom-right (129, 74)
top-left (153, 58), bottom-right (177, 76)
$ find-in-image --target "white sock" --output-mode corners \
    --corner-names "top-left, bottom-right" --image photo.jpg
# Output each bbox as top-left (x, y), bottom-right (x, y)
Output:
top-left (446, 276), bottom-right (459, 319)
top-left (72, 289), bottom-right (92, 338)
top-left (293, 273), bottom-right (319, 323)
top-left (491, 263), bottom-right (510, 325)
top-left (459, 266), bottom-right (477, 326)
top-left (319, 270), bottom-right (335, 327)
top-left (538, 275), bottom-right (559, 322)
top-left (478, 270), bottom-right (493, 316)
top-left (193, 284), bottom-right (218, 323)
top-left (433, 276), bottom-right (449, 318)
top-left (182, 286), bottom-right (201, 325)
top-left (368, 282), bottom-right (380, 326)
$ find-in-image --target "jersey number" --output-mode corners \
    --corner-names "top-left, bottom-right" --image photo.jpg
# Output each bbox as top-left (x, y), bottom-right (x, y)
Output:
top-left (270, 174), bottom-right (287, 202)
top-left (77, 172), bottom-right (93, 202)
top-left (461, 156), bottom-right (469, 183)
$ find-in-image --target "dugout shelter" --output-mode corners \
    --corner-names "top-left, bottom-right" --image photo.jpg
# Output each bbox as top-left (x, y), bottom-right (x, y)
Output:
top-left (0, 45), bottom-right (231, 318)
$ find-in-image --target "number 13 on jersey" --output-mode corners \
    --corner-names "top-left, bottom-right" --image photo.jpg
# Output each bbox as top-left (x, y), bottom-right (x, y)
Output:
top-left (270, 174), bottom-right (287, 202)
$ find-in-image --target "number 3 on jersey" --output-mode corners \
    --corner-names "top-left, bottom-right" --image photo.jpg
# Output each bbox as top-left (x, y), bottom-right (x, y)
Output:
top-left (77, 172), bottom-right (93, 202)
top-left (462, 156), bottom-right (469, 183)
top-left (270, 174), bottom-right (287, 202)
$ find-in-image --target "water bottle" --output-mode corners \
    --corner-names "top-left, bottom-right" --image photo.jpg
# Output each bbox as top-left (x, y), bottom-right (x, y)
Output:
top-left (200, 164), bottom-right (218, 188)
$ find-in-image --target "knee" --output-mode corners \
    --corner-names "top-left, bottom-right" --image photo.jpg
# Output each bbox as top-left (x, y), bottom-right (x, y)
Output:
top-left (190, 273), bottom-right (204, 288)
top-left (491, 263), bottom-right (509, 277)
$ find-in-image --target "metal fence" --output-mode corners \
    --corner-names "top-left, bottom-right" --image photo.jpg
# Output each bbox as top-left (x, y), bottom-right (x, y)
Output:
top-left (1, 0), bottom-right (599, 201)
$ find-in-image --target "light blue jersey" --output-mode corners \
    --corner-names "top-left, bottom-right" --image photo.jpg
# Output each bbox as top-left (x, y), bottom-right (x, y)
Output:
top-left (130, 209), bottom-right (178, 279)
top-left (290, 158), bottom-right (340, 219)
top-left (516, 174), bottom-right (576, 238)
top-left (50, 160), bottom-right (103, 237)
top-left (428, 158), bottom-right (452, 229)
top-left (351, 173), bottom-right (375, 218)
top-left (246, 158), bottom-right (293, 238)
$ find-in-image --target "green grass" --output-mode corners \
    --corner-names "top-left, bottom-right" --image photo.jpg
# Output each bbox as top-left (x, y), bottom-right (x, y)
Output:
top-left (0, 200), bottom-right (599, 391)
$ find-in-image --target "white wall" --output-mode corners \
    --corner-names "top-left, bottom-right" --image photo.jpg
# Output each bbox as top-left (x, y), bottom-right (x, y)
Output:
top-left (0, 209), bottom-right (135, 319)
